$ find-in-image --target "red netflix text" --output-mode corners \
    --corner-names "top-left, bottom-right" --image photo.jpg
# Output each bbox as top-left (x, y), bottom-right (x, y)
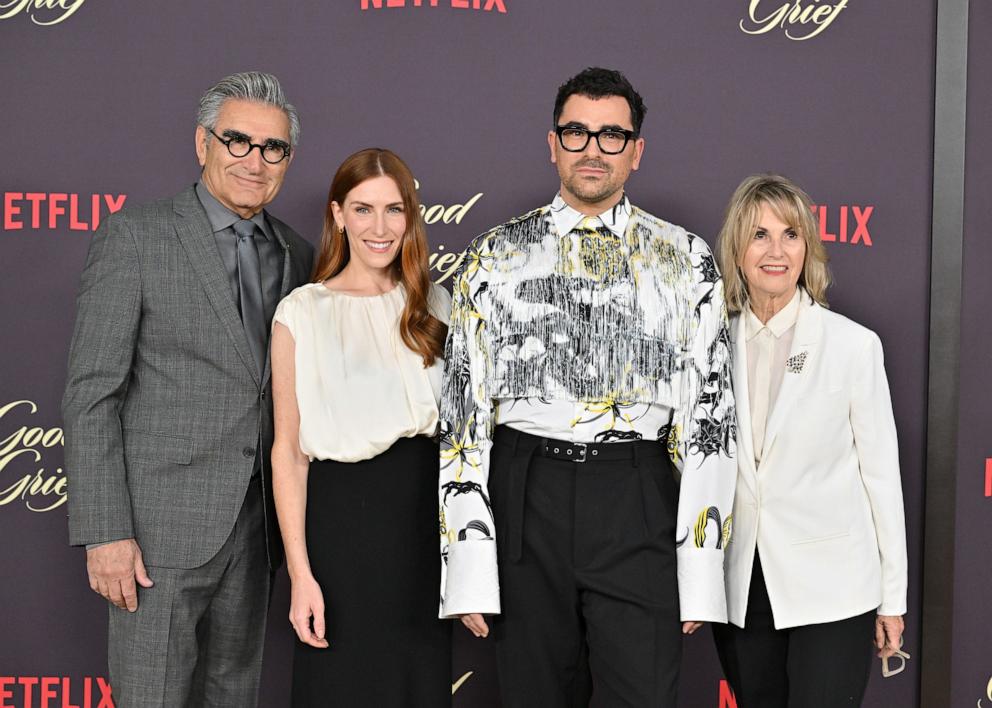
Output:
top-left (0, 677), bottom-right (113, 708)
top-left (361, 0), bottom-right (507, 12)
top-left (2, 193), bottom-right (127, 232)
top-left (811, 204), bottom-right (873, 246)
top-left (719, 679), bottom-right (738, 708)
top-left (985, 459), bottom-right (991, 498)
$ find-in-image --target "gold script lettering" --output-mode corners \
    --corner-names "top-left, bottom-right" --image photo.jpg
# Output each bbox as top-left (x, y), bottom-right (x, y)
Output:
top-left (0, 0), bottom-right (87, 26)
top-left (0, 400), bottom-right (67, 512)
top-left (414, 179), bottom-right (484, 225)
top-left (451, 671), bottom-right (472, 695)
top-left (428, 247), bottom-right (466, 284)
top-left (739, 0), bottom-right (848, 41)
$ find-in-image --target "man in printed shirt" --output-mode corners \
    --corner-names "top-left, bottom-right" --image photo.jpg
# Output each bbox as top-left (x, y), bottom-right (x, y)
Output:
top-left (438, 67), bottom-right (737, 706)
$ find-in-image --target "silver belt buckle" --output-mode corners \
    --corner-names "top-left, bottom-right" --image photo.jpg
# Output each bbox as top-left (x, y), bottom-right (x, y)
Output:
top-left (569, 442), bottom-right (587, 463)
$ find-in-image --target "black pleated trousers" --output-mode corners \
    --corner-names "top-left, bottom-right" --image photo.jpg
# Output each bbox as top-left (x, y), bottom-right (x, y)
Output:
top-left (291, 436), bottom-right (452, 708)
top-left (489, 426), bottom-right (683, 708)
top-left (712, 554), bottom-right (875, 708)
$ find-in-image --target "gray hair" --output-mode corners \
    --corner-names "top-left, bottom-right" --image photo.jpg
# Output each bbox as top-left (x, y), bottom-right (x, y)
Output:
top-left (197, 71), bottom-right (300, 147)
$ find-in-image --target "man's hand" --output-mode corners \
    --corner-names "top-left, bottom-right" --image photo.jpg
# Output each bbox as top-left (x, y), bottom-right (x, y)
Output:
top-left (682, 621), bottom-right (704, 635)
top-left (460, 613), bottom-right (489, 638)
top-left (86, 538), bottom-right (153, 612)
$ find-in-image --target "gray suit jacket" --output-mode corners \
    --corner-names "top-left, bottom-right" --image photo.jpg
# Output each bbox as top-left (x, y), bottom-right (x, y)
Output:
top-left (62, 184), bottom-right (314, 570)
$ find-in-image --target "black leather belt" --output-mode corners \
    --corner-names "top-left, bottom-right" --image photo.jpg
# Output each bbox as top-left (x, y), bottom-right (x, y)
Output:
top-left (542, 439), bottom-right (598, 463)
top-left (497, 428), bottom-right (662, 464)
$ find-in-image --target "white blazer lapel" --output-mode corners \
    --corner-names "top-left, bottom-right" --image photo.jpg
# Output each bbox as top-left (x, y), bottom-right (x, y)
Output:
top-left (731, 314), bottom-right (758, 482)
top-left (761, 293), bottom-right (823, 455)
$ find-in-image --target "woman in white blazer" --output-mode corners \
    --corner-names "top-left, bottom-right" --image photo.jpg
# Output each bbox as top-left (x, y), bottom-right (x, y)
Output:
top-left (711, 174), bottom-right (908, 707)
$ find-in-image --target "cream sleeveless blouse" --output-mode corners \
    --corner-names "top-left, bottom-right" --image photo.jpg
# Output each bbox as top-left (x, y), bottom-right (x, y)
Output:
top-left (273, 282), bottom-right (452, 463)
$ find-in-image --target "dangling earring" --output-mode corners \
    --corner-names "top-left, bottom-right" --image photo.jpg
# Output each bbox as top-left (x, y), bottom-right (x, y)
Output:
top-left (338, 224), bottom-right (346, 236)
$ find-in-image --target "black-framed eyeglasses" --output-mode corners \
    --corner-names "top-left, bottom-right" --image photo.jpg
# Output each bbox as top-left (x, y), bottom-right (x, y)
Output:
top-left (209, 129), bottom-right (292, 164)
top-left (555, 125), bottom-right (637, 155)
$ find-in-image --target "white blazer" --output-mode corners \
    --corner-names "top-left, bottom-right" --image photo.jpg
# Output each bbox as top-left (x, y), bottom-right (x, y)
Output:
top-left (725, 291), bottom-right (908, 629)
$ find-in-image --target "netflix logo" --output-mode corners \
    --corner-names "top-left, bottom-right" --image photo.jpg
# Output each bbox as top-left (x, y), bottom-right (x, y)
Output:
top-left (720, 680), bottom-right (738, 708)
top-left (2, 193), bottom-right (127, 233)
top-left (361, 0), bottom-right (507, 12)
top-left (985, 459), bottom-right (991, 498)
top-left (0, 677), bottom-right (113, 708)
top-left (812, 204), bottom-right (873, 246)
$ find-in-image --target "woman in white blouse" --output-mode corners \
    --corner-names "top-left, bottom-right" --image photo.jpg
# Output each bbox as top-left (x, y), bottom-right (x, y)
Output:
top-left (711, 174), bottom-right (908, 707)
top-left (270, 148), bottom-right (452, 706)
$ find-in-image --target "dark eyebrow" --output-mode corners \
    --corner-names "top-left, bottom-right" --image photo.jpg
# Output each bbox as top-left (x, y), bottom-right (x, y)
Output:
top-left (220, 129), bottom-right (289, 149)
top-left (351, 201), bottom-right (405, 208)
top-left (560, 121), bottom-right (632, 132)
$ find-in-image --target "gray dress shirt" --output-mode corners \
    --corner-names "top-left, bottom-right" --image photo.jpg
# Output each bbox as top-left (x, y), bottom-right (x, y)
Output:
top-left (195, 182), bottom-right (284, 329)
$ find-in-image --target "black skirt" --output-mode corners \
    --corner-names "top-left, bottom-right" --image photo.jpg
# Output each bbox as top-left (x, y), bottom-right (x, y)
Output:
top-left (291, 436), bottom-right (452, 707)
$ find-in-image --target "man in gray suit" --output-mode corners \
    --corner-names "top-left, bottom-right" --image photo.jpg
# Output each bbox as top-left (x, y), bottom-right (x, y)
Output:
top-left (62, 72), bottom-right (314, 707)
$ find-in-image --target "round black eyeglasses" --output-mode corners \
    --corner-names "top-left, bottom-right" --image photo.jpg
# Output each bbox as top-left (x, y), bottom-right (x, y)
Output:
top-left (209, 129), bottom-right (291, 164)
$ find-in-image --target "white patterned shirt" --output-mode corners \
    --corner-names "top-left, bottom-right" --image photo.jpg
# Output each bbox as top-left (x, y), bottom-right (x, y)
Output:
top-left (496, 196), bottom-right (675, 442)
top-left (438, 194), bottom-right (737, 623)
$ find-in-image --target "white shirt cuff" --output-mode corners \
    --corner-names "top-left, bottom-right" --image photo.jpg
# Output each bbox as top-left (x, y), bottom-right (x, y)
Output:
top-left (877, 600), bottom-right (907, 617)
top-left (440, 540), bottom-right (501, 618)
top-left (677, 547), bottom-right (727, 622)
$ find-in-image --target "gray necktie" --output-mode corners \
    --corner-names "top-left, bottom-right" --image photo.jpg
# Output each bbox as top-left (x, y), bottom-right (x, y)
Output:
top-left (233, 219), bottom-right (267, 374)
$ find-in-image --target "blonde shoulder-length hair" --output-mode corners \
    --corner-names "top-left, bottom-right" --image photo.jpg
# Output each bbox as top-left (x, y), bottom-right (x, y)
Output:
top-left (715, 173), bottom-right (831, 315)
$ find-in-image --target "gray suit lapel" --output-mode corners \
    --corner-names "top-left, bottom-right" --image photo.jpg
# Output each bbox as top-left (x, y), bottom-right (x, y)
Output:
top-left (172, 186), bottom-right (261, 386)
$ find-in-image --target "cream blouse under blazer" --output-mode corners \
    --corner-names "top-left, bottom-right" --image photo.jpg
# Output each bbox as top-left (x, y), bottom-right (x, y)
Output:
top-left (725, 291), bottom-right (908, 629)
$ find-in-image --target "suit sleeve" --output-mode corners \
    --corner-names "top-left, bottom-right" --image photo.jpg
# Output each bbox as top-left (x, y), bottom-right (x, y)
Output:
top-left (850, 332), bottom-right (907, 616)
top-left (438, 240), bottom-right (500, 618)
top-left (62, 212), bottom-right (142, 547)
top-left (671, 240), bottom-right (737, 622)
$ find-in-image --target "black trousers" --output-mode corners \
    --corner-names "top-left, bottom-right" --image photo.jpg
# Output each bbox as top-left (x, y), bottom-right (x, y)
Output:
top-left (712, 554), bottom-right (875, 708)
top-left (292, 437), bottom-right (452, 707)
top-left (489, 426), bottom-right (683, 708)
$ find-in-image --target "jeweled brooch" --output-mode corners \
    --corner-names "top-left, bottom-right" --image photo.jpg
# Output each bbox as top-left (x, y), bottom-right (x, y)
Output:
top-left (786, 351), bottom-right (808, 374)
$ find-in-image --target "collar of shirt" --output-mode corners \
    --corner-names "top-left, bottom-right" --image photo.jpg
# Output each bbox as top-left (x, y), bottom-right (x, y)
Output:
top-left (745, 286), bottom-right (802, 341)
top-left (195, 181), bottom-right (273, 241)
top-left (550, 192), bottom-right (631, 238)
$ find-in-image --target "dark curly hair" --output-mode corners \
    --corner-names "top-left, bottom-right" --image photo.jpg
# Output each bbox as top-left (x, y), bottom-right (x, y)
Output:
top-left (553, 67), bottom-right (647, 136)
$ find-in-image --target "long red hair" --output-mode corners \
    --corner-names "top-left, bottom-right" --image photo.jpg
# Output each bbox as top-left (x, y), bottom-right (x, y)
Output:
top-left (311, 148), bottom-right (447, 367)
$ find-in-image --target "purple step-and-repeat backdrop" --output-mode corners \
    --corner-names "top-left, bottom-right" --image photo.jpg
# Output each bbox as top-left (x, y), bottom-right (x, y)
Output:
top-left (0, 2), bottom-right (985, 706)
top-left (952, 1), bottom-right (991, 707)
